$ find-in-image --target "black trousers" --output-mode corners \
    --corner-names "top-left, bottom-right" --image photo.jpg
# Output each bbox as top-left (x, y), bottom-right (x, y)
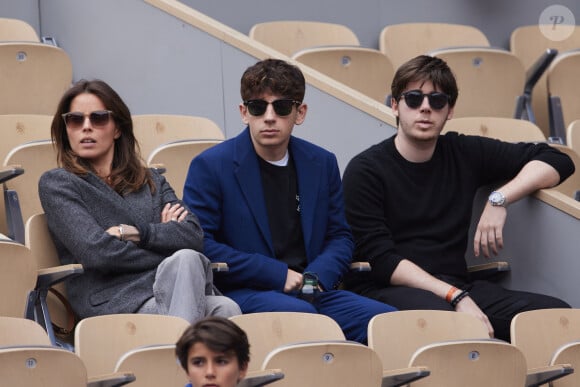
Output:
top-left (350, 276), bottom-right (570, 341)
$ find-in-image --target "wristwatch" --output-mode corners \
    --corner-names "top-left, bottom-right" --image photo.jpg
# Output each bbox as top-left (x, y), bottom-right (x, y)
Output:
top-left (488, 191), bottom-right (507, 207)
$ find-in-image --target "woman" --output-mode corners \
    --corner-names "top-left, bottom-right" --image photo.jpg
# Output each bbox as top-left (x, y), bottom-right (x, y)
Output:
top-left (176, 317), bottom-right (249, 387)
top-left (39, 79), bottom-right (240, 322)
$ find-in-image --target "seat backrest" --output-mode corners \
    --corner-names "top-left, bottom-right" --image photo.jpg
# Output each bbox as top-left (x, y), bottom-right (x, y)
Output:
top-left (3, 140), bottom-right (58, 242)
top-left (429, 47), bottom-right (525, 119)
top-left (548, 145), bottom-right (580, 200)
top-left (379, 22), bottom-right (490, 68)
top-left (550, 341), bottom-right (580, 387)
top-left (567, 120), bottom-right (580, 155)
top-left (292, 46), bottom-right (394, 104)
top-left (132, 114), bottom-right (224, 162)
top-left (248, 20), bottom-right (360, 57)
top-left (368, 310), bottom-right (489, 370)
top-left (409, 339), bottom-right (527, 386)
top-left (0, 346), bottom-right (88, 386)
top-left (510, 308), bottom-right (580, 369)
top-left (115, 344), bottom-right (189, 387)
top-left (0, 316), bottom-right (51, 346)
top-left (0, 241), bottom-right (37, 318)
top-left (0, 17), bottom-right (40, 41)
top-left (74, 313), bottom-right (191, 378)
top-left (229, 312), bottom-right (345, 372)
top-left (547, 49), bottom-right (580, 131)
top-left (147, 139), bottom-right (223, 199)
top-left (442, 116), bottom-right (547, 143)
top-left (0, 42), bottom-right (72, 114)
top-left (510, 25), bottom-right (580, 137)
top-left (262, 340), bottom-right (383, 387)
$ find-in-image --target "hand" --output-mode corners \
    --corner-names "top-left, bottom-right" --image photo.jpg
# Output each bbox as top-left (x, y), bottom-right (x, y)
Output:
top-left (105, 224), bottom-right (141, 243)
top-left (284, 269), bottom-right (303, 293)
top-left (473, 203), bottom-right (507, 258)
top-left (454, 295), bottom-right (495, 338)
top-left (161, 203), bottom-right (188, 223)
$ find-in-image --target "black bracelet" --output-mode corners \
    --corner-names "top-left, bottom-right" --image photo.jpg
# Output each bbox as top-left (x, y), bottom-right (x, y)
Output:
top-left (450, 290), bottom-right (469, 308)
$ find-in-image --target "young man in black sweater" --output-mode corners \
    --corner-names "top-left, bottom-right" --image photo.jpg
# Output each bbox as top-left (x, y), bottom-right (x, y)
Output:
top-left (342, 55), bottom-right (575, 341)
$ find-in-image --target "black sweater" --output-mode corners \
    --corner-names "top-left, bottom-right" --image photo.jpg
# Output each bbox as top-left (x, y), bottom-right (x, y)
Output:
top-left (342, 132), bottom-right (575, 287)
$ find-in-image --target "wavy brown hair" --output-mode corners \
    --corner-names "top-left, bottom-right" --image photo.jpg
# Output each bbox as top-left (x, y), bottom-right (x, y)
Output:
top-left (51, 79), bottom-right (153, 195)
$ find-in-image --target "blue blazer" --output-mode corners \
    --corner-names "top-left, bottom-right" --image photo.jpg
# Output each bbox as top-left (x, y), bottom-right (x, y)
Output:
top-left (183, 128), bottom-right (353, 298)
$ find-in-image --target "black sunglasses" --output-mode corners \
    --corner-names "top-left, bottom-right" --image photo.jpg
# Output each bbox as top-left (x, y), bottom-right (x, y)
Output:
top-left (399, 90), bottom-right (450, 110)
top-left (62, 110), bottom-right (114, 129)
top-left (243, 99), bottom-right (301, 116)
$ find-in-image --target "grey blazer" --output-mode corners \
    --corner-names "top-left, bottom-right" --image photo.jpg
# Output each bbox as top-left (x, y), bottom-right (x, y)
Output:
top-left (38, 168), bottom-right (204, 319)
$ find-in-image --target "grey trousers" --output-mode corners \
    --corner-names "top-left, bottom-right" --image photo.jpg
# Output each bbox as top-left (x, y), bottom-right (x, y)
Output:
top-left (138, 249), bottom-right (241, 322)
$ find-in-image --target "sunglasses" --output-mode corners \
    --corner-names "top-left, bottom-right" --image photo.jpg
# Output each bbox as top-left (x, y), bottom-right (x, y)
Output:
top-left (399, 90), bottom-right (450, 110)
top-left (62, 110), bottom-right (114, 129)
top-left (243, 99), bottom-right (301, 116)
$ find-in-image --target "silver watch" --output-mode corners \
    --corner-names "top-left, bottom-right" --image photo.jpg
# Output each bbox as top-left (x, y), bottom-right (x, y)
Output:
top-left (488, 191), bottom-right (507, 207)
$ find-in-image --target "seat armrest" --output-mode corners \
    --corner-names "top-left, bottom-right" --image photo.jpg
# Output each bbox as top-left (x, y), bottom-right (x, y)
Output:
top-left (468, 261), bottom-right (510, 281)
top-left (381, 366), bottom-right (430, 387)
top-left (0, 166), bottom-right (24, 184)
top-left (211, 262), bottom-right (229, 272)
top-left (87, 371), bottom-right (136, 387)
top-left (237, 369), bottom-right (284, 387)
top-left (36, 264), bottom-right (84, 289)
top-left (525, 364), bottom-right (573, 387)
top-left (350, 261), bottom-right (371, 272)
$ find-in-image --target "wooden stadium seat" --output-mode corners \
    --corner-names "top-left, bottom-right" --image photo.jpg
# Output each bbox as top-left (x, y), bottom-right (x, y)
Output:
top-left (511, 309), bottom-right (580, 386)
top-left (248, 20), bottom-right (359, 57)
top-left (0, 241), bottom-right (37, 318)
top-left (0, 317), bottom-right (52, 346)
top-left (292, 46), bottom-right (394, 104)
top-left (443, 116), bottom-right (547, 143)
top-left (2, 140), bottom-right (58, 243)
top-left (132, 114), bottom-right (224, 162)
top-left (0, 42), bottom-right (72, 114)
top-left (229, 312), bottom-right (346, 373)
top-left (0, 17), bottom-right (39, 41)
top-left (25, 213), bottom-right (83, 348)
top-left (567, 119), bottom-right (580, 155)
top-left (510, 25), bottom-right (580, 138)
top-left (428, 47), bottom-right (525, 119)
top-left (409, 339), bottom-right (529, 387)
top-left (379, 22), bottom-right (490, 68)
top-left (547, 49), bottom-right (580, 140)
top-left (74, 313), bottom-right (190, 379)
top-left (368, 310), bottom-right (489, 371)
top-left (147, 139), bottom-right (223, 199)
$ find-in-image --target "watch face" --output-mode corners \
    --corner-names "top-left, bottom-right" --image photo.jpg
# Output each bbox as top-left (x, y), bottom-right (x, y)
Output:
top-left (490, 191), bottom-right (505, 206)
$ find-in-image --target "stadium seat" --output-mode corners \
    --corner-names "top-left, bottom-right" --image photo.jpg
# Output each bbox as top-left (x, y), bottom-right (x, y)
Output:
top-left (0, 17), bottom-right (39, 41)
top-left (2, 140), bottom-right (57, 243)
top-left (0, 241), bottom-right (37, 318)
top-left (547, 49), bottom-right (580, 141)
top-left (248, 20), bottom-right (359, 57)
top-left (292, 46), bottom-right (394, 104)
top-left (379, 22), bottom-right (490, 68)
top-left (132, 114), bottom-right (224, 162)
top-left (443, 116), bottom-right (547, 143)
top-left (0, 42), bottom-right (72, 114)
top-left (74, 313), bottom-right (190, 379)
top-left (428, 47), bottom-right (525, 119)
top-left (511, 309), bottom-right (580, 386)
top-left (510, 25), bottom-right (580, 138)
top-left (147, 139), bottom-right (223, 199)
top-left (409, 339), bottom-right (530, 387)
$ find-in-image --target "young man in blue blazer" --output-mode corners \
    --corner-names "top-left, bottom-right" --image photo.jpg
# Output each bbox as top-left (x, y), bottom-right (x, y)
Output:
top-left (183, 59), bottom-right (396, 343)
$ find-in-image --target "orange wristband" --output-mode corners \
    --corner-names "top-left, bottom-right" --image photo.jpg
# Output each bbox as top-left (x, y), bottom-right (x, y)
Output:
top-left (445, 286), bottom-right (458, 303)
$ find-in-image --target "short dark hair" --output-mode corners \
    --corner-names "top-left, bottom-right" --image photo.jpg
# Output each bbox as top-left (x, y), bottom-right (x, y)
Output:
top-left (240, 58), bottom-right (305, 102)
top-left (175, 317), bottom-right (250, 371)
top-left (391, 55), bottom-right (459, 108)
